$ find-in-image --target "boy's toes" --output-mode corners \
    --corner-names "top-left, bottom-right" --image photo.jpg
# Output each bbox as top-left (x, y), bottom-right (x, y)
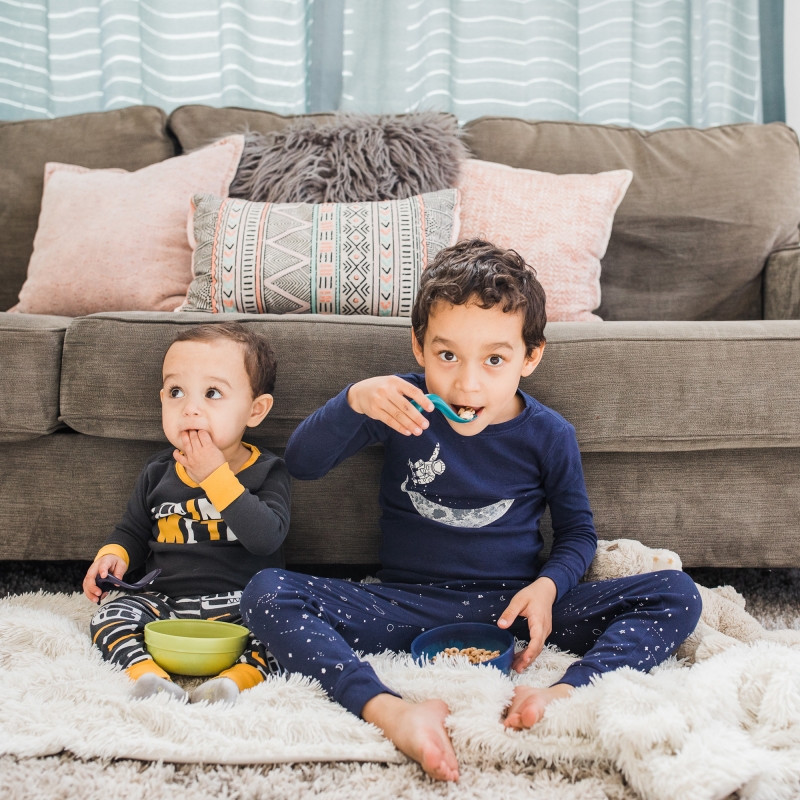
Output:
top-left (131, 673), bottom-right (187, 702)
top-left (420, 740), bottom-right (459, 782)
top-left (519, 701), bottom-right (545, 728)
top-left (189, 677), bottom-right (240, 705)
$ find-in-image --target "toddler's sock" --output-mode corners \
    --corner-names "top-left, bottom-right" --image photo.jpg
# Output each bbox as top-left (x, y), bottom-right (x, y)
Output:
top-left (189, 677), bottom-right (239, 705)
top-left (219, 663), bottom-right (264, 691)
top-left (189, 664), bottom-right (264, 705)
top-left (130, 672), bottom-right (187, 701)
top-left (127, 659), bottom-right (187, 702)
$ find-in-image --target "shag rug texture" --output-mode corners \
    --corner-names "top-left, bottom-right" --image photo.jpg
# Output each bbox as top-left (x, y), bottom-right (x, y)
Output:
top-left (228, 112), bottom-right (468, 205)
top-left (2, 575), bottom-right (800, 800)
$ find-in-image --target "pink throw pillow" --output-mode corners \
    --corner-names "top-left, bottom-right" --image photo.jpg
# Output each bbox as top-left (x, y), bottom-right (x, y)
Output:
top-left (12, 136), bottom-right (244, 316)
top-left (457, 159), bottom-right (632, 322)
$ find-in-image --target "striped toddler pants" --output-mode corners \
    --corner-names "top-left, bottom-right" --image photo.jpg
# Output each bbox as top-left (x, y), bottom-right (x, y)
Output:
top-left (90, 590), bottom-right (282, 678)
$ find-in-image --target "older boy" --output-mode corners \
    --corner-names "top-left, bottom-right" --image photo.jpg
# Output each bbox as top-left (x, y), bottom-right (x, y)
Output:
top-left (242, 240), bottom-right (701, 780)
top-left (84, 322), bottom-right (291, 705)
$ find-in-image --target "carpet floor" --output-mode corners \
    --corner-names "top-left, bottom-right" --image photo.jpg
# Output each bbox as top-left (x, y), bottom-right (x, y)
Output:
top-left (1, 563), bottom-right (799, 800)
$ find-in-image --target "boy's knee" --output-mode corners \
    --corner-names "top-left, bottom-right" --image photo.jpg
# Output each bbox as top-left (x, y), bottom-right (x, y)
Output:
top-left (241, 568), bottom-right (290, 622)
top-left (655, 569), bottom-right (703, 625)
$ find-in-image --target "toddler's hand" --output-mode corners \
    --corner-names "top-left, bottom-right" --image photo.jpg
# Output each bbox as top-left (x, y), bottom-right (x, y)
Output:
top-left (497, 577), bottom-right (558, 673)
top-left (347, 376), bottom-right (434, 436)
top-left (83, 554), bottom-right (127, 604)
top-left (174, 429), bottom-right (226, 483)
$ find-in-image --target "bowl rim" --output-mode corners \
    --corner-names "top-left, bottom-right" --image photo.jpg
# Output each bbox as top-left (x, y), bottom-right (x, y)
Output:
top-left (144, 619), bottom-right (249, 653)
top-left (410, 621), bottom-right (515, 665)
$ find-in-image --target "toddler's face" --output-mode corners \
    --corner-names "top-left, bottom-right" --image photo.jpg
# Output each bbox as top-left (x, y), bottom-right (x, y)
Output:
top-left (412, 299), bottom-right (543, 436)
top-left (160, 339), bottom-right (269, 454)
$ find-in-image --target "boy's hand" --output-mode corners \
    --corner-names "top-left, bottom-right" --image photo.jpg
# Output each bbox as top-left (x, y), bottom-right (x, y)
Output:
top-left (497, 577), bottom-right (558, 673)
top-left (83, 554), bottom-right (127, 604)
top-left (347, 376), bottom-right (434, 436)
top-left (174, 429), bottom-right (226, 482)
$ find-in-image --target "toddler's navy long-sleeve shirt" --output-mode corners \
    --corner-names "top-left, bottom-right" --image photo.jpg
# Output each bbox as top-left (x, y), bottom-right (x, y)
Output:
top-left (285, 374), bottom-right (597, 600)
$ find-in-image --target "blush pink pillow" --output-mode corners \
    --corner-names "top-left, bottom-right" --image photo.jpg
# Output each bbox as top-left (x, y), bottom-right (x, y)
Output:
top-left (457, 159), bottom-right (632, 322)
top-left (12, 135), bottom-right (244, 316)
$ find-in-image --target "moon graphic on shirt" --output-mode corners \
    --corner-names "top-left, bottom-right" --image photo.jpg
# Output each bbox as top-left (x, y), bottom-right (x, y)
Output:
top-left (401, 479), bottom-right (513, 528)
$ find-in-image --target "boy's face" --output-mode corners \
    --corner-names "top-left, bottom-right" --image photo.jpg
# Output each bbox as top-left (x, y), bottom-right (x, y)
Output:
top-left (412, 299), bottom-right (543, 436)
top-left (160, 339), bottom-right (272, 456)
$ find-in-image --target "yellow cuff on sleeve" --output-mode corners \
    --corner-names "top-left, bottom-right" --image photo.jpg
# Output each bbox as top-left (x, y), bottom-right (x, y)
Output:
top-left (95, 544), bottom-right (130, 567)
top-left (200, 462), bottom-right (245, 511)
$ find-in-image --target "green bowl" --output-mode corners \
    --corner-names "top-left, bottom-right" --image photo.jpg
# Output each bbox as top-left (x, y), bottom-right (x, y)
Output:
top-left (144, 619), bottom-right (249, 676)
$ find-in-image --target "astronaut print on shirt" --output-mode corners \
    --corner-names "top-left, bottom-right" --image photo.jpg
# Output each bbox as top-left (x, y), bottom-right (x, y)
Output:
top-left (152, 497), bottom-right (237, 544)
top-left (401, 443), bottom-right (513, 528)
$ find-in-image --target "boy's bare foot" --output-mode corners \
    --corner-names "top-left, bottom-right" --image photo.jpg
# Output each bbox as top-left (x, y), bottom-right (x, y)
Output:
top-left (362, 693), bottom-right (459, 782)
top-left (503, 683), bottom-right (573, 729)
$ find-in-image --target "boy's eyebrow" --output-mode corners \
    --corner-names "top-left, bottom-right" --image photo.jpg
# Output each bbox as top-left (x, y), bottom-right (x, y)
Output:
top-left (430, 336), bottom-right (515, 351)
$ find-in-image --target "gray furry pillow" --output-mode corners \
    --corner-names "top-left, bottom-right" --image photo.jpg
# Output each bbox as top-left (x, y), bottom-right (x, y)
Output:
top-left (229, 113), bottom-right (467, 204)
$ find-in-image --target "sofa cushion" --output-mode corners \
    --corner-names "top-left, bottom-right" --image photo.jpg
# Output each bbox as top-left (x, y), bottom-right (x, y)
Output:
top-left (5, 434), bottom-right (800, 568)
top-left (0, 312), bottom-right (72, 442)
top-left (60, 313), bottom-right (420, 445)
top-left (182, 189), bottom-right (460, 315)
top-left (764, 246), bottom-right (800, 320)
top-left (462, 118), bottom-right (800, 322)
top-left (60, 313), bottom-right (800, 453)
top-left (168, 105), bottom-right (335, 152)
top-left (230, 112), bottom-right (466, 204)
top-left (14, 136), bottom-right (244, 317)
top-left (457, 159), bottom-right (632, 321)
top-left (0, 433), bottom-right (383, 565)
top-left (0, 107), bottom-right (176, 313)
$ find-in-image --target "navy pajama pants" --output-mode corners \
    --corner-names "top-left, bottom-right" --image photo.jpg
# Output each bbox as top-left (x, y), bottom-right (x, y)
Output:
top-left (241, 569), bottom-right (702, 717)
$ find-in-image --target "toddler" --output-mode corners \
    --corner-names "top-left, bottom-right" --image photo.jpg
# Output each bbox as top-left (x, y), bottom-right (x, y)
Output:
top-left (83, 322), bottom-right (290, 704)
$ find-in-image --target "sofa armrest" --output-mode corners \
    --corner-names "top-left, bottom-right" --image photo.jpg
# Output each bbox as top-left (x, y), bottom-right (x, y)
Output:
top-left (764, 246), bottom-right (800, 319)
top-left (0, 311), bottom-right (72, 442)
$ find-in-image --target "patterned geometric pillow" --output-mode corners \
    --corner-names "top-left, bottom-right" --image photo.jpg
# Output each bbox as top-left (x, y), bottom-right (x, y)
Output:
top-left (182, 189), bottom-right (461, 316)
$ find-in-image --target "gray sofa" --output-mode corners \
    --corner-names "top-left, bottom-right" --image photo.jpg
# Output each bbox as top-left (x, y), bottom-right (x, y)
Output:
top-left (2, 106), bottom-right (800, 570)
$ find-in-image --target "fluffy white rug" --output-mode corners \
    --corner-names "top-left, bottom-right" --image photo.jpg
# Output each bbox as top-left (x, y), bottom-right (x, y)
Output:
top-left (2, 591), bottom-right (800, 800)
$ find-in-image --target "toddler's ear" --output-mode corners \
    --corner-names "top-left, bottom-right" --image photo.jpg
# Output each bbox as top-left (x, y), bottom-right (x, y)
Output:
top-left (247, 394), bottom-right (274, 427)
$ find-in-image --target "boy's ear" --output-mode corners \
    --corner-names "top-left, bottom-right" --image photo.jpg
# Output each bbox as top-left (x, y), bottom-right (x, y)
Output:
top-left (159, 388), bottom-right (164, 404)
top-left (520, 344), bottom-right (545, 377)
top-left (411, 329), bottom-right (425, 368)
top-left (247, 394), bottom-right (274, 428)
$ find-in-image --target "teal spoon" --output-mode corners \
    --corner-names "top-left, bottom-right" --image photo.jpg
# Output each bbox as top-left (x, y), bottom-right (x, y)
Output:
top-left (410, 393), bottom-right (473, 424)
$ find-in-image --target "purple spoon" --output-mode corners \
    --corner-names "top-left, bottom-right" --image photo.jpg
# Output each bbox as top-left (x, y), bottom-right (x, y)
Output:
top-left (95, 568), bottom-right (161, 593)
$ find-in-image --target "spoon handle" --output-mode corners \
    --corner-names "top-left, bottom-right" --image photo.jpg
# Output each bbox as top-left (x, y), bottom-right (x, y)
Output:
top-left (411, 394), bottom-right (470, 424)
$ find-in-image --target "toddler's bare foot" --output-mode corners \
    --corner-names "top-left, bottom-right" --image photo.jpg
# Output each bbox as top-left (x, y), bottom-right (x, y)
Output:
top-left (362, 694), bottom-right (459, 782)
top-left (504, 683), bottom-right (573, 729)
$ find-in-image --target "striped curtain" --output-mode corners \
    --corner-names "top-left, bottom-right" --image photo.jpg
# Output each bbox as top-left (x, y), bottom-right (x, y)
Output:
top-left (0, 0), bottom-right (310, 121)
top-left (341, 0), bottom-right (762, 129)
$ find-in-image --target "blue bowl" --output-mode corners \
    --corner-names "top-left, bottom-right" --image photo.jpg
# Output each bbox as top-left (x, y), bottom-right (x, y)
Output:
top-left (410, 622), bottom-right (515, 673)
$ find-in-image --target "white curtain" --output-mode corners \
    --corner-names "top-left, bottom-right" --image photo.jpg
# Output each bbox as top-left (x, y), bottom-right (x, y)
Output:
top-left (0, 0), bottom-right (311, 120)
top-left (341, 0), bottom-right (762, 128)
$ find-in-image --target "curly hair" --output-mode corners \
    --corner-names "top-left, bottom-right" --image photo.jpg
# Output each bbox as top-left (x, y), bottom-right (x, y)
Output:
top-left (412, 239), bottom-right (547, 355)
top-left (169, 322), bottom-right (277, 396)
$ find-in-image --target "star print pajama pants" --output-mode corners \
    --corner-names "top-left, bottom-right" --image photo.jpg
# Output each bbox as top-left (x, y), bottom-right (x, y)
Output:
top-left (241, 569), bottom-right (702, 717)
